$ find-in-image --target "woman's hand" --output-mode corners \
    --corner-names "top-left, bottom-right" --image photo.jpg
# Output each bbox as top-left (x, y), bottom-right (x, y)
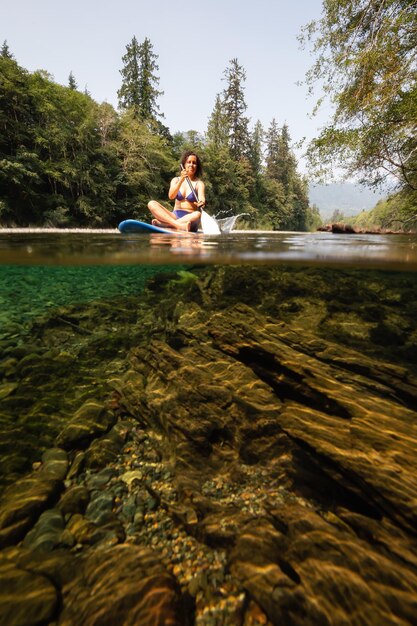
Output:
top-left (179, 168), bottom-right (188, 182)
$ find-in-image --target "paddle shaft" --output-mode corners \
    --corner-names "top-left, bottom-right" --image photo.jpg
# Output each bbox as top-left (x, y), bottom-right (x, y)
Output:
top-left (180, 164), bottom-right (200, 204)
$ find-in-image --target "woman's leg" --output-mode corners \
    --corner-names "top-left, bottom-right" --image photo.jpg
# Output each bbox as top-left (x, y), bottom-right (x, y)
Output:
top-left (147, 201), bottom-right (190, 231)
top-left (175, 211), bottom-right (201, 232)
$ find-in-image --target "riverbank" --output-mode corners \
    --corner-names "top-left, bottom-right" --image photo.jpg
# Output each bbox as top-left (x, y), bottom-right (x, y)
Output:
top-left (318, 222), bottom-right (416, 234)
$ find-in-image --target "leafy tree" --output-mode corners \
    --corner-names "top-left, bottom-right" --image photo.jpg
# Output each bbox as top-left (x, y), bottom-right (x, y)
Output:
top-left (301, 0), bottom-right (417, 203)
top-left (27, 71), bottom-right (116, 224)
top-left (115, 109), bottom-right (175, 219)
top-left (263, 119), bottom-right (289, 226)
top-left (204, 143), bottom-right (251, 218)
top-left (352, 190), bottom-right (417, 231)
top-left (222, 58), bottom-right (250, 160)
top-left (0, 57), bottom-right (33, 154)
top-left (0, 56), bottom-right (43, 222)
top-left (305, 203), bottom-right (322, 231)
top-left (258, 177), bottom-right (288, 229)
top-left (205, 84), bottom-right (254, 218)
top-left (0, 58), bottom-right (125, 226)
top-left (97, 102), bottom-right (118, 147)
top-left (291, 175), bottom-right (311, 231)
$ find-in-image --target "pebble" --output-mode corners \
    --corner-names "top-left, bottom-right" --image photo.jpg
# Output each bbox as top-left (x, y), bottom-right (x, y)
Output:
top-left (119, 469), bottom-right (143, 487)
top-left (71, 423), bottom-right (249, 625)
top-left (85, 492), bottom-right (114, 525)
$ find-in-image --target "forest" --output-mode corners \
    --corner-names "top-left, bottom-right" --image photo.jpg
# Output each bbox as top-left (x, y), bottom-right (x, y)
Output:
top-left (301, 0), bottom-right (416, 231)
top-left (1, 0), bottom-right (415, 231)
top-left (0, 39), bottom-right (318, 230)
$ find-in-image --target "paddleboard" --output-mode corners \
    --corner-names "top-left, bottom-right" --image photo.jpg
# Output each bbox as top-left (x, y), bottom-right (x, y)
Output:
top-left (118, 219), bottom-right (190, 235)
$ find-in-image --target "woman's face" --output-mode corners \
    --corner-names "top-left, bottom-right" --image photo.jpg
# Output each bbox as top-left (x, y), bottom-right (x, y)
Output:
top-left (185, 155), bottom-right (198, 176)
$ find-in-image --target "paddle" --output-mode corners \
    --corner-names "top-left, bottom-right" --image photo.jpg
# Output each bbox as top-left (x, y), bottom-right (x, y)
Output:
top-left (180, 164), bottom-right (221, 235)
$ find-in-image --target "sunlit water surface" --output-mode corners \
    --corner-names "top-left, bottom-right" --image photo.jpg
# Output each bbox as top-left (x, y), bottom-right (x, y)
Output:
top-left (1, 228), bottom-right (416, 268)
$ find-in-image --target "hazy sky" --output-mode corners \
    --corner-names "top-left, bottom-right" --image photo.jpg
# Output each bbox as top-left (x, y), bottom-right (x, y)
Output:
top-left (2, 0), bottom-right (329, 169)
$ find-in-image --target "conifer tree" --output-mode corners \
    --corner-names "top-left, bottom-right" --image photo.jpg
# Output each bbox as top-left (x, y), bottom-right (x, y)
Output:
top-left (266, 121), bottom-right (297, 193)
top-left (246, 120), bottom-right (265, 213)
top-left (1, 40), bottom-right (13, 59)
top-left (207, 94), bottom-right (229, 149)
top-left (137, 37), bottom-right (163, 122)
top-left (68, 71), bottom-right (78, 90)
top-left (265, 119), bottom-right (282, 180)
top-left (265, 119), bottom-right (311, 229)
top-left (249, 120), bottom-right (264, 177)
top-left (118, 36), bottom-right (141, 111)
top-left (118, 36), bottom-right (163, 126)
top-left (222, 58), bottom-right (250, 160)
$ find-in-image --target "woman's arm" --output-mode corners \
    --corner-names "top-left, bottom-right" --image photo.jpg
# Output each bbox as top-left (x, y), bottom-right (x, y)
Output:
top-left (168, 171), bottom-right (187, 200)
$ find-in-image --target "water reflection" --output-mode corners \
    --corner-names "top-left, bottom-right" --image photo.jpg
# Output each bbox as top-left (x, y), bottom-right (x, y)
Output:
top-left (0, 229), bottom-right (416, 270)
top-left (149, 232), bottom-right (208, 256)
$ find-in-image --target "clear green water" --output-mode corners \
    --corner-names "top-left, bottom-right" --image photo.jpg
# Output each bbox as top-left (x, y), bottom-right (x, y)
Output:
top-left (0, 264), bottom-right (178, 338)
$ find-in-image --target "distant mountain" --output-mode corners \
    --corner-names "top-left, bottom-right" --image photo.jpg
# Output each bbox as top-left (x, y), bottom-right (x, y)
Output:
top-left (309, 183), bottom-right (386, 219)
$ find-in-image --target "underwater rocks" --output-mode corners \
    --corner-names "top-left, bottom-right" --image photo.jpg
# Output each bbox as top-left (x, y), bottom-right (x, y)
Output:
top-left (0, 554), bottom-right (58, 626)
top-left (1, 265), bottom-right (417, 625)
top-left (1, 542), bottom-right (185, 626)
top-left (0, 449), bottom-right (68, 548)
top-left (55, 400), bottom-right (116, 450)
top-left (58, 544), bottom-right (185, 626)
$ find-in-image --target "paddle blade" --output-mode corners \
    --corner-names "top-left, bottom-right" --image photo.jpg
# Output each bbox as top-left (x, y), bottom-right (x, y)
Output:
top-left (201, 209), bottom-right (221, 234)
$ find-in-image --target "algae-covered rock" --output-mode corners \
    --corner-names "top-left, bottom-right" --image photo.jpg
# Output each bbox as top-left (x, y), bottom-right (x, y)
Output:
top-left (58, 544), bottom-right (185, 626)
top-left (58, 485), bottom-right (90, 516)
top-left (0, 555), bottom-right (58, 626)
top-left (83, 421), bottom-right (128, 470)
top-left (56, 400), bottom-right (116, 450)
top-left (0, 475), bottom-right (62, 548)
top-left (0, 383), bottom-right (18, 400)
top-left (40, 447), bottom-right (68, 481)
top-left (22, 508), bottom-right (71, 552)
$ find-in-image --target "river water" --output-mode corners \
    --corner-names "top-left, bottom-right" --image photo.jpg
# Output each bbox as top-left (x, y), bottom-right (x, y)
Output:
top-left (1, 228), bottom-right (417, 485)
top-left (1, 228), bottom-right (417, 268)
top-left (1, 228), bottom-right (417, 625)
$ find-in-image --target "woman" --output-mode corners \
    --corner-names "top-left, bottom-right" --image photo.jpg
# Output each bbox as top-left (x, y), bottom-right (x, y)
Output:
top-left (148, 151), bottom-right (206, 232)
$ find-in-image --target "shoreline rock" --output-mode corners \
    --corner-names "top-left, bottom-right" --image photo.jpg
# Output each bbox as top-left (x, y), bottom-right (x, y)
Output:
top-left (317, 222), bottom-right (413, 234)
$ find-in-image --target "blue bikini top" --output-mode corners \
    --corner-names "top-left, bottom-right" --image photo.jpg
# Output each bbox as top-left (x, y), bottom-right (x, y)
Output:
top-left (176, 180), bottom-right (198, 202)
